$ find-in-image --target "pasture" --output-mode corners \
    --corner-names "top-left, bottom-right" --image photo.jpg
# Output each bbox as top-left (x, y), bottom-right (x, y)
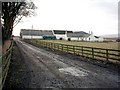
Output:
top-left (36, 40), bottom-right (119, 50)
top-left (24, 39), bottom-right (120, 65)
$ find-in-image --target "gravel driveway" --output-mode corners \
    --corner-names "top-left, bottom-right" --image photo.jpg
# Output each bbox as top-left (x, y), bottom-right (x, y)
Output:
top-left (6, 38), bottom-right (119, 89)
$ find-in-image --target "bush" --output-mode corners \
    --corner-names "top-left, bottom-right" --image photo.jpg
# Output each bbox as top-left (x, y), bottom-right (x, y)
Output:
top-left (116, 39), bottom-right (120, 42)
top-left (68, 38), bottom-right (71, 41)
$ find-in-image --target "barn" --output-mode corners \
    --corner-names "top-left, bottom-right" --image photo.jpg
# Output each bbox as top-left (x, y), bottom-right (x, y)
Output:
top-left (83, 34), bottom-right (104, 42)
top-left (67, 31), bottom-right (104, 42)
top-left (67, 31), bottom-right (88, 41)
top-left (20, 29), bottom-right (55, 39)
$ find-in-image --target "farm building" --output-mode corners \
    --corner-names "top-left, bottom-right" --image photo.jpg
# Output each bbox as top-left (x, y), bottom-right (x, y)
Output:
top-left (83, 34), bottom-right (104, 42)
top-left (20, 29), bottom-right (55, 39)
top-left (67, 31), bottom-right (88, 41)
top-left (53, 30), bottom-right (68, 40)
top-left (20, 29), bottom-right (104, 42)
top-left (67, 31), bottom-right (104, 42)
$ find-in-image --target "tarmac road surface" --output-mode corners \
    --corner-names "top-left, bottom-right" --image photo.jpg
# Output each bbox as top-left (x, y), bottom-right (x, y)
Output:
top-left (14, 38), bottom-right (119, 88)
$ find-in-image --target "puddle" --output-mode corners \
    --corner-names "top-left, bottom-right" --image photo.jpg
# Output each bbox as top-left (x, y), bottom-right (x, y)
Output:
top-left (59, 67), bottom-right (88, 77)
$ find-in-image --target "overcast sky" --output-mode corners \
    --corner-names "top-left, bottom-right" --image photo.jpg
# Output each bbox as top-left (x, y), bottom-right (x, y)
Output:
top-left (13, 0), bottom-right (119, 36)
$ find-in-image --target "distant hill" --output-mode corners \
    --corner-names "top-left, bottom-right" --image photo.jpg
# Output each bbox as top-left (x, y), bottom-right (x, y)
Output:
top-left (100, 34), bottom-right (120, 38)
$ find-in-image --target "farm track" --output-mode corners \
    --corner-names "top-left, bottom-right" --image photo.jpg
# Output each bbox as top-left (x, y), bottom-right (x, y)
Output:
top-left (5, 38), bottom-right (120, 89)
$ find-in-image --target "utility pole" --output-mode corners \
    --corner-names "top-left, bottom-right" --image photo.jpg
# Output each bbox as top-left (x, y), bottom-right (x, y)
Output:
top-left (32, 25), bottom-right (33, 30)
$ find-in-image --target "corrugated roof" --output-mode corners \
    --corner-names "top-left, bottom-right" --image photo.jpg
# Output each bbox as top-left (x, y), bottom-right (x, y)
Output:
top-left (83, 34), bottom-right (91, 38)
top-left (53, 30), bottom-right (66, 34)
top-left (67, 31), bottom-right (89, 37)
top-left (67, 31), bottom-right (73, 33)
top-left (21, 29), bottom-right (54, 36)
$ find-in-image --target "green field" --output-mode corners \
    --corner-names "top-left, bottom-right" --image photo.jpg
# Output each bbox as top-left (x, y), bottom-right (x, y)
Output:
top-left (36, 40), bottom-right (119, 50)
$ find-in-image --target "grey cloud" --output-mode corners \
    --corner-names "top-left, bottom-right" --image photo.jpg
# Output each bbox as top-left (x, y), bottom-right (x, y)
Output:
top-left (91, 0), bottom-right (118, 15)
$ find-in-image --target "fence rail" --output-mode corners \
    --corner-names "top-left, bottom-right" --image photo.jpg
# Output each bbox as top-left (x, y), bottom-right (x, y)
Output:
top-left (25, 40), bottom-right (120, 65)
top-left (0, 41), bottom-right (13, 90)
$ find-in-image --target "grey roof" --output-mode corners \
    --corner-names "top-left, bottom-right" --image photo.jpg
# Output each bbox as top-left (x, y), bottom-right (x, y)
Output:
top-left (20, 29), bottom-right (54, 36)
top-left (83, 34), bottom-right (91, 38)
top-left (53, 30), bottom-right (66, 34)
top-left (67, 31), bottom-right (73, 33)
top-left (94, 36), bottom-right (99, 38)
top-left (67, 31), bottom-right (88, 37)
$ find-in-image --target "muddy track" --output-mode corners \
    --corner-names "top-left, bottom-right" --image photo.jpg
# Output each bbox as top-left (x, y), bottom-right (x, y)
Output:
top-left (5, 38), bottom-right (119, 89)
top-left (36, 56), bottom-right (70, 88)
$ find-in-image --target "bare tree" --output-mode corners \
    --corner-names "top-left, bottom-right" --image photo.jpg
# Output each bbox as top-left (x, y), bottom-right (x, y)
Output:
top-left (1, 1), bottom-right (37, 43)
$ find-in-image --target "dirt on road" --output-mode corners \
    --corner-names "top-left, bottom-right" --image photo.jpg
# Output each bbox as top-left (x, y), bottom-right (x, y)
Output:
top-left (3, 38), bottom-right (120, 89)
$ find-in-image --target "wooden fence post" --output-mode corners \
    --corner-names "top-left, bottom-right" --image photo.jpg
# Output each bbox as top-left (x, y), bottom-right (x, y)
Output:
top-left (106, 50), bottom-right (108, 61)
top-left (42, 42), bottom-right (45, 47)
top-left (62, 44), bottom-right (63, 51)
top-left (46, 42), bottom-right (47, 47)
top-left (67, 45), bottom-right (68, 52)
top-left (73, 46), bottom-right (75, 54)
top-left (43, 42), bottom-right (44, 47)
top-left (44, 42), bottom-right (47, 47)
top-left (51, 43), bottom-right (52, 49)
top-left (51, 43), bottom-right (53, 50)
top-left (54, 43), bottom-right (55, 50)
top-left (57, 44), bottom-right (59, 50)
top-left (50, 43), bottom-right (51, 49)
top-left (82, 46), bottom-right (83, 56)
top-left (36, 40), bottom-right (37, 44)
top-left (37, 41), bottom-right (41, 46)
top-left (53, 43), bottom-right (55, 50)
top-left (47, 42), bottom-right (49, 48)
top-left (92, 48), bottom-right (94, 58)
top-left (118, 50), bottom-right (120, 60)
top-left (49, 42), bottom-right (50, 48)
top-left (40, 41), bottom-right (41, 46)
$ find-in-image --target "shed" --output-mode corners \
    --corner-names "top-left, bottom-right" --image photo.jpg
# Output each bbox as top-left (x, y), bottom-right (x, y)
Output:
top-left (67, 31), bottom-right (88, 41)
top-left (20, 29), bottom-right (54, 39)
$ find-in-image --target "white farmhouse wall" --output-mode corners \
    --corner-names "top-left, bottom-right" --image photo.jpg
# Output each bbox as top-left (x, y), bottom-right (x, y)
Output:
top-left (84, 35), bottom-right (104, 42)
top-left (22, 35), bottom-right (43, 39)
top-left (69, 37), bottom-right (79, 40)
top-left (31, 36), bottom-right (43, 39)
top-left (22, 35), bottom-right (32, 39)
top-left (79, 37), bottom-right (84, 41)
top-left (89, 35), bottom-right (96, 41)
top-left (92, 36), bottom-right (104, 42)
top-left (67, 37), bottom-right (84, 41)
top-left (84, 34), bottom-right (96, 41)
top-left (54, 34), bottom-right (67, 40)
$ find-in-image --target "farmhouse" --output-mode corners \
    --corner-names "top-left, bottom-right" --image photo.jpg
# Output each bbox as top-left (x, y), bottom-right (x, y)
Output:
top-left (20, 29), bottom-right (104, 42)
top-left (67, 31), bottom-right (104, 42)
top-left (67, 31), bottom-right (88, 41)
top-left (20, 29), bottom-right (55, 39)
top-left (83, 34), bottom-right (104, 42)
